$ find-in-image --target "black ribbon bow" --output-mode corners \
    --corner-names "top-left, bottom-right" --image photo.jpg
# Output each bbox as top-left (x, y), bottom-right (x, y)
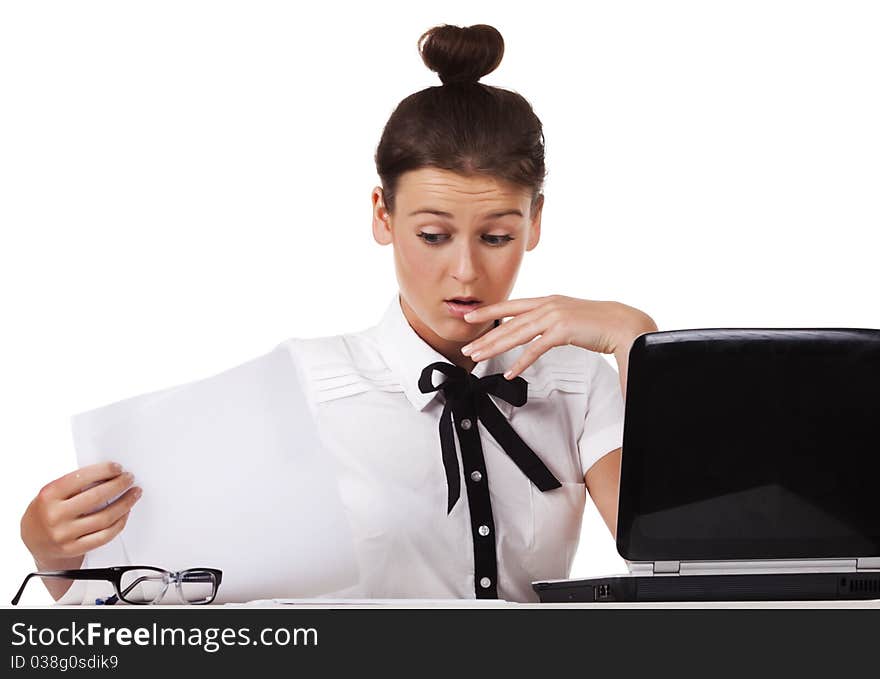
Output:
top-left (418, 361), bottom-right (561, 513)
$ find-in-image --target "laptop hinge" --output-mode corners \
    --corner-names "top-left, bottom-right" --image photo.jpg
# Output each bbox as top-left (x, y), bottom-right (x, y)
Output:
top-left (628, 558), bottom-right (873, 575)
top-left (627, 561), bottom-right (656, 575)
top-left (678, 559), bottom-right (858, 574)
top-left (626, 561), bottom-right (681, 575)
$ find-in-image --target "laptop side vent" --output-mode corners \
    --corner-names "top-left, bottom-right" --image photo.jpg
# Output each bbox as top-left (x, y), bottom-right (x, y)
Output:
top-left (841, 576), bottom-right (880, 596)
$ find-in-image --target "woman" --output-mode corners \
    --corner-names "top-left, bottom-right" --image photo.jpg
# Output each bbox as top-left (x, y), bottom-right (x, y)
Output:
top-left (20, 23), bottom-right (657, 603)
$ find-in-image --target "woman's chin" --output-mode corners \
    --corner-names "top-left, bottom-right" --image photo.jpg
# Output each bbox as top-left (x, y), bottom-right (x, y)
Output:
top-left (435, 318), bottom-right (483, 341)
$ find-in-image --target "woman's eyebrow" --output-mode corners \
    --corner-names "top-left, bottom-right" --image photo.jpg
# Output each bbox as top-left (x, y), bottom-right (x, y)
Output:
top-left (408, 208), bottom-right (524, 219)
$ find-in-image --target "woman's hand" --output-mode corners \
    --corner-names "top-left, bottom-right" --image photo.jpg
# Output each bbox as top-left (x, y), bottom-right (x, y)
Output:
top-left (460, 295), bottom-right (658, 381)
top-left (21, 461), bottom-right (142, 571)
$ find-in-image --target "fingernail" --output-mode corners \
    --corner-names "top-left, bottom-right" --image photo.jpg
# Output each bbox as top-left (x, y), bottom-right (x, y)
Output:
top-left (111, 462), bottom-right (122, 473)
top-left (470, 351), bottom-right (482, 361)
top-left (133, 487), bottom-right (142, 499)
top-left (463, 312), bottom-right (475, 321)
top-left (503, 370), bottom-right (513, 380)
top-left (461, 345), bottom-right (473, 355)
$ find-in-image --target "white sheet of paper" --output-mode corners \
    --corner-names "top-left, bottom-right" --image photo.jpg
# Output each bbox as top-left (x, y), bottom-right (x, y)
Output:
top-left (66, 345), bottom-right (359, 604)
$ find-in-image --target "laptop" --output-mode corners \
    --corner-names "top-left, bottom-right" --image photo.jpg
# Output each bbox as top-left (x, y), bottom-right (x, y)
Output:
top-left (532, 328), bottom-right (880, 602)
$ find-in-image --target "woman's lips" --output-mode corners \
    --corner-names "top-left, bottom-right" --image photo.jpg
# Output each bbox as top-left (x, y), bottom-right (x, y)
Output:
top-left (444, 300), bottom-right (481, 318)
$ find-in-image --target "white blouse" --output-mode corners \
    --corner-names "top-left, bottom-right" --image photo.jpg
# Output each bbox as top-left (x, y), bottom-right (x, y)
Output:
top-left (283, 293), bottom-right (625, 603)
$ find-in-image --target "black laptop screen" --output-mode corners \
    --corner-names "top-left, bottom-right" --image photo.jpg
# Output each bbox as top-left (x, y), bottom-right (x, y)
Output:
top-left (617, 329), bottom-right (880, 562)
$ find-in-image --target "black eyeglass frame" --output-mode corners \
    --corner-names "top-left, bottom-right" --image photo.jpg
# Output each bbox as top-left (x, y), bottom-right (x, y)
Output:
top-left (11, 566), bottom-right (223, 606)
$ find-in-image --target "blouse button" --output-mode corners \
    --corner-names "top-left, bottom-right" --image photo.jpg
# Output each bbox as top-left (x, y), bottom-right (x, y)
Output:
top-left (480, 577), bottom-right (492, 589)
top-left (470, 471), bottom-right (482, 483)
top-left (478, 525), bottom-right (490, 537)
top-left (460, 418), bottom-right (473, 430)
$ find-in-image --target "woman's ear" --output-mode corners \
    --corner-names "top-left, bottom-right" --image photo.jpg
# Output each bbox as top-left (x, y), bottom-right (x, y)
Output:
top-left (525, 193), bottom-right (544, 251)
top-left (372, 187), bottom-right (393, 246)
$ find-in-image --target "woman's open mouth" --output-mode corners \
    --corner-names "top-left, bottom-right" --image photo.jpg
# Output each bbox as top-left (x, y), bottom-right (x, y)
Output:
top-left (444, 298), bottom-right (482, 318)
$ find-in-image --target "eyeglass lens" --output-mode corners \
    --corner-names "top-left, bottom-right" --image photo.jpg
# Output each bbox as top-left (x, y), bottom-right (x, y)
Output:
top-left (176, 569), bottom-right (217, 604)
top-left (119, 569), bottom-right (169, 604)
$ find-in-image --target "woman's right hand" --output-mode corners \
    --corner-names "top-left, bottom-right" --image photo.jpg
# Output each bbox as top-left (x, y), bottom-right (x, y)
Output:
top-left (21, 461), bottom-right (142, 571)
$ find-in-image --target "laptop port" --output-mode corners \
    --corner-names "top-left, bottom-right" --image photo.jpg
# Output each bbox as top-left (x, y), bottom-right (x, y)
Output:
top-left (594, 584), bottom-right (611, 601)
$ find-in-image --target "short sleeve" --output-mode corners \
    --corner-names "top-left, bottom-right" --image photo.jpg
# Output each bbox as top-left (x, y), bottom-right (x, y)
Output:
top-left (576, 354), bottom-right (625, 477)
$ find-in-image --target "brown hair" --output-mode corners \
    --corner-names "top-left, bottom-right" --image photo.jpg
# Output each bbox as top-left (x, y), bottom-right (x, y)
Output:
top-left (375, 24), bottom-right (547, 216)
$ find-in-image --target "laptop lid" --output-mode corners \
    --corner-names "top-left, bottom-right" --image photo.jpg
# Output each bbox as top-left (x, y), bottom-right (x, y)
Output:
top-left (617, 328), bottom-right (880, 565)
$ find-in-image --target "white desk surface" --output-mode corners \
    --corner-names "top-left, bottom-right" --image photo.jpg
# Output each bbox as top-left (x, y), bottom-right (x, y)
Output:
top-left (231, 600), bottom-right (880, 609)
top-left (25, 599), bottom-right (880, 610)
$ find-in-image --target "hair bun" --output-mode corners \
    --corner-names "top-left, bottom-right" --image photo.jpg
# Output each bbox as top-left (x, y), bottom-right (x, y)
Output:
top-left (418, 24), bottom-right (504, 85)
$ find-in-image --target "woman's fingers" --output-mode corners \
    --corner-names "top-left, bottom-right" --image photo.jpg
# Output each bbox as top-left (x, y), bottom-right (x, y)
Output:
top-left (502, 334), bottom-right (560, 380)
top-left (62, 471), bottom-right (137, 519)
top-left (462, 296), bottom-right (549, 323)
top-left (67, 486), bottom-right (142, 542)
top-left (462, 312), bottom-right (530, 355)
top-left (69, 512), bottom-right (132, 556)
top-left (48, 461), bottom-right (124, 501)
top-left (464, 310), bottom-right (553, 361)
top-left (21, 461), bottom-right (140, 566)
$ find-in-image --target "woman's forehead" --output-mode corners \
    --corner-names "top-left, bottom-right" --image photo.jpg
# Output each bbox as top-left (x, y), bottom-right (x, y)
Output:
top-left (396, 168), bottom-right (530, 214)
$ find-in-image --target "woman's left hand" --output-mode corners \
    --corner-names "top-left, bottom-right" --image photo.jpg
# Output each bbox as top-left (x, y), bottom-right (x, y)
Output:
top-left (460, 295), bottom-right (658, 380)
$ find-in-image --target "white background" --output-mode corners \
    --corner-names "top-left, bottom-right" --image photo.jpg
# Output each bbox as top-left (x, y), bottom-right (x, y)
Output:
top-left (1, 1), bottom-right (878, 605)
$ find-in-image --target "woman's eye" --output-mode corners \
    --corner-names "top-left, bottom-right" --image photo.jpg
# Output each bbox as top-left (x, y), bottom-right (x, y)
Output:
top-left (483, 234), bottom-right (515, 246)
top-left (417, 232), bottom-right (448, 245)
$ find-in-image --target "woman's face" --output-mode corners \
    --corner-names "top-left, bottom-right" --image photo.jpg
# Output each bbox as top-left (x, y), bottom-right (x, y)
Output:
top-left (372, 167), bottom-right (542, 362)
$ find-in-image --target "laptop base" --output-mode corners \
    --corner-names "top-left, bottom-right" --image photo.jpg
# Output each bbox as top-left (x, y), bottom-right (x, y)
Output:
top-left (533, 572), bottom-right (880, 603)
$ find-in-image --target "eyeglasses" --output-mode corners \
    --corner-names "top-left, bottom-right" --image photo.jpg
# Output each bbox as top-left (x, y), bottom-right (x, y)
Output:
top-left (11, 566), bottom-right (223, 605)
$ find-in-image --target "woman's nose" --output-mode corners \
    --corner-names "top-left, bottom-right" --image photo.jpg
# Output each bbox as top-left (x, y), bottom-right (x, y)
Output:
top-left (450, 241), bottom-right (480, 283)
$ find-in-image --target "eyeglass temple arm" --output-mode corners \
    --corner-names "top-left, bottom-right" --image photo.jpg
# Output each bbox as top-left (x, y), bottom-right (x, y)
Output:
top-left (11, 570), bottom-right (113, 606)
